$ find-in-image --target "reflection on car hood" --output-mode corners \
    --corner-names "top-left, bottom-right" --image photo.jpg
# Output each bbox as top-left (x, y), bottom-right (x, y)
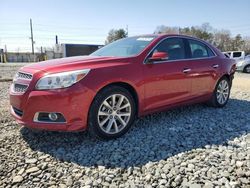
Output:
top-left (21, 56), bottom-right (131, 72)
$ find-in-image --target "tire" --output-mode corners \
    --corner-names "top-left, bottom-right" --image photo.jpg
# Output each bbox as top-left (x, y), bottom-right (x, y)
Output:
top-left (243, 65), bottom-right (250, 73)
top-left (208, 77), bottom-right (230, 108)
top-left (88, 85), bottom-right (136, 140)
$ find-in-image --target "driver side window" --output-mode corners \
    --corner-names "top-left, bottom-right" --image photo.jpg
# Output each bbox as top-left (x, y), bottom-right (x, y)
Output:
top-left (154, 38), bottom-right (185, 60)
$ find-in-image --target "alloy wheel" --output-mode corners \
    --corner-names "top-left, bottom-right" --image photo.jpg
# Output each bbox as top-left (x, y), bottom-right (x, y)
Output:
top-left (216, 80), bottom-right (229, 105)
top-left (97, 94), bottom-right (131, 134)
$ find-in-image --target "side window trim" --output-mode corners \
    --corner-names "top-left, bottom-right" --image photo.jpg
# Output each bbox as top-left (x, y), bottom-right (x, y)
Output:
top-left (183, 38), bottom-right (192, 59)
top-left (143, 36), bottom-right (217, 64)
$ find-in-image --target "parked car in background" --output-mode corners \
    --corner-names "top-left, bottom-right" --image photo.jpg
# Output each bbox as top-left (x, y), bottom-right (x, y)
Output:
top-left (10, 34), bottom-right (236, 139)
top-left (236, 56), bottom-right (250, 73)
top-left (223, 51), bottom-right (250, 73)
top-left (223, 51), bottom-right (245, 61)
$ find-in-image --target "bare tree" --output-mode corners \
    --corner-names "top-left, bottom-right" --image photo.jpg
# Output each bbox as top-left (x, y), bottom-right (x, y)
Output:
top-left (242, 37), bottom-right (250, 55)
top-left (154, 25), bottom-right (179, 34)
top-left (213, 30), bottom-right (232, 51)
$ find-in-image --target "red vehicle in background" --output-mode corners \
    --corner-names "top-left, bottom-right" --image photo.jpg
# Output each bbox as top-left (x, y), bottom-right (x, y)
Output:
top-left (10, 34), bottom-right (236, 139)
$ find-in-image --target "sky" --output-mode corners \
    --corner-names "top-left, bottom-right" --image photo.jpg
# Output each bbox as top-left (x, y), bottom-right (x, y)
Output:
top-left (1, 0), bottom-right (250, 52)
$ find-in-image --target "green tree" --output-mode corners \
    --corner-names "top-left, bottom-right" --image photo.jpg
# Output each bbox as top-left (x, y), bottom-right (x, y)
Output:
top-left (105, 29), bottom-right (128, 44)
top-left (230, 34), bottom-right (245, 51)
top-left (155, 23), bottom-right (214, 42)
top-left (184, 23), bottom-right (214, 42)
top-left (153, 23), bottom-right (248, 52)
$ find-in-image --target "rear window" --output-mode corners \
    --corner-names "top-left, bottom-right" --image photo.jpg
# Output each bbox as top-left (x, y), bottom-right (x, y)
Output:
top-left (233, 52), bottom-right (242, 58)
top-left (188, 39), bottom-right (215, 58)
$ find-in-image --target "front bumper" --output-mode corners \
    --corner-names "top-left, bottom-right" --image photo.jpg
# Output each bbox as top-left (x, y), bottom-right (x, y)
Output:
top-left (10, 84), bottom-right (94, 132)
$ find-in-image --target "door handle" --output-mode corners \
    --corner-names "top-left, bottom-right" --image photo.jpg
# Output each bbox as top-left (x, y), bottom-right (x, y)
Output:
top-left (183, 68), bottom-right (191, 73)
top-left (212, 64), bottom-right (219, 68)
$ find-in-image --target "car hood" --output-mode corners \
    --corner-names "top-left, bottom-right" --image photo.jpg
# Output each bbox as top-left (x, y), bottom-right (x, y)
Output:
top-left (20, 56), bottom-right (132, 73)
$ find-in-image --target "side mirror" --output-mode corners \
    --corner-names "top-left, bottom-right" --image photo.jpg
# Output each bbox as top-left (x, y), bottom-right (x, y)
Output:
top-left (147, 52), bottom-right (169, 63)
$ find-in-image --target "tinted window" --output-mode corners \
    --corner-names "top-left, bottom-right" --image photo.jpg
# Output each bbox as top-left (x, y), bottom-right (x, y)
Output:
top-left (153, 38), bottom-right (185, 60)
top-left (188, 39), bottom-right (214, 58)
top-left (233, 52), bottom-right (242, 58)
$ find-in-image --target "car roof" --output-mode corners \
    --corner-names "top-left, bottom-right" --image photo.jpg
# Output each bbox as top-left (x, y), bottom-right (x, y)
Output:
top-left (132, 34), bottom-right (206, 42)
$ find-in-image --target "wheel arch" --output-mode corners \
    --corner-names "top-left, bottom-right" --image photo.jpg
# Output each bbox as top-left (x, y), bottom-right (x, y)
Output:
top-left (214, 74), bottom-right (231, 91)
top-left (92, 82), bottom-right (139, 117)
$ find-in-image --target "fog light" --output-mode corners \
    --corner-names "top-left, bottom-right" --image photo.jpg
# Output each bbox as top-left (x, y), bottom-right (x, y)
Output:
top-left (34, 112), bottom-right (66, 123)
top-left (48, 113), bottom-right (58, 121)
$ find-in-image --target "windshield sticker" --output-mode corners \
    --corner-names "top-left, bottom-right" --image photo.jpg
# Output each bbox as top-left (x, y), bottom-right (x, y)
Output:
top-left (136, 37), bottom-right (154, 41)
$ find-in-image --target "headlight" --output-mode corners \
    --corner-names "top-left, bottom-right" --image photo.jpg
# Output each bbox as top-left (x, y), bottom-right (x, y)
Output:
top-left (36, 69), bottom-right (90, 90)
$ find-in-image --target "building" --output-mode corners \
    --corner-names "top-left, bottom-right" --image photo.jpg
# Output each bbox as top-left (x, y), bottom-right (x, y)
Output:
top-left (1, 43), bottom-right (103, 63)
top-left (61, 43), bottom-right (103, 57)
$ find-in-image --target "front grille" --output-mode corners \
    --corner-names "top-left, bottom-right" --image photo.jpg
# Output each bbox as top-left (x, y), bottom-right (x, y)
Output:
top-left (16, 72), bottom-right (32, 80)
top-left (13, 107), bottom-right (23, 117)
top-left (13, 71), bottom-right (33, 93)
top-left (14, 83), bottom-right (28, 93)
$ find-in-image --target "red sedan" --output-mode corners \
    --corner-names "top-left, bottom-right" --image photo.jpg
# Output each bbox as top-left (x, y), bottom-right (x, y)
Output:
top-left (10, 34), bottom-right (236, 139)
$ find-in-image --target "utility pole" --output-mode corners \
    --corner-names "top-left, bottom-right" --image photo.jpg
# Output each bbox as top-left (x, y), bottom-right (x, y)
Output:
top-left (55, 35), bottom-right (58, 44)
top-left (4, 45), bottom-right (7, 54)
top-left (30, 19), bottom-right (34, 55)
top-left (4, 45), bottom-right (7, 63)
top-left (126, 25), bottom-right (128, 37)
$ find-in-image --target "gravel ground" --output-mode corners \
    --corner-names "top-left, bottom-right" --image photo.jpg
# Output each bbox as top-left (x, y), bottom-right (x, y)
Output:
top-left (0, 63), bottom-right (29, 80)
top-left (0, 64), bottom-right (249, 188)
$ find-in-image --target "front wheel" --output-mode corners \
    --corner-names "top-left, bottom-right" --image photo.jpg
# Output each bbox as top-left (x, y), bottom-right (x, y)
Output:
top-left (88, 86), bottom-right (136, 140)
top-left (208, 77), bottom-right (230, 107)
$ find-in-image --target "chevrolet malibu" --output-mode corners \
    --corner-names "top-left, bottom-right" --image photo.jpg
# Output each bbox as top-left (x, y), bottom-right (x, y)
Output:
top-left (10, 34), bottom-right (236, 139)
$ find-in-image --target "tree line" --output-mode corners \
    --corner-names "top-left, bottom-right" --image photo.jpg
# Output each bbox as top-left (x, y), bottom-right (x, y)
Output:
top-left (106, 23), bottom-right (250, 54)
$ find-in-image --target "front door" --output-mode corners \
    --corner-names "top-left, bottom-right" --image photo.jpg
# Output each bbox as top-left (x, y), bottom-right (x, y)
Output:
top-left (143, 37), bottom-right (192, 111)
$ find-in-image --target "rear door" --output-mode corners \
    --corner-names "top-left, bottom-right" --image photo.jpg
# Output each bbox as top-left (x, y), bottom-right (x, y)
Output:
top-left (185, 39), bottom-right (219, 97)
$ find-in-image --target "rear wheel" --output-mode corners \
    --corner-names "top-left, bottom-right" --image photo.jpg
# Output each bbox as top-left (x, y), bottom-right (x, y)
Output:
top-left (208, 77), bottom-right (230, 107)
top-left (88, 86), bottom-right (136, 140)
top-left (243, 65), bottom-right (250, 73)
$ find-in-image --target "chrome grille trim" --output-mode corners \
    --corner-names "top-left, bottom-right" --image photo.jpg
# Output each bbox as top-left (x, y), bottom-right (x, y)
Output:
top-left (12, 71), bottom-right (33, 94)
top-left (16, 71), bottom-right (33, 80)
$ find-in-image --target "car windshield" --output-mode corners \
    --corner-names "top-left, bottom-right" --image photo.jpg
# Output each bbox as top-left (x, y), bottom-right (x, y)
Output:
top-left (91, 36), bottom-right (156, 57)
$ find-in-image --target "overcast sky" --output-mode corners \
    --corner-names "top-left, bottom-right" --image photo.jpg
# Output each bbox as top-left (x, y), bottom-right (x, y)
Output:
top-left (1, 0), bottom-right (250, 52)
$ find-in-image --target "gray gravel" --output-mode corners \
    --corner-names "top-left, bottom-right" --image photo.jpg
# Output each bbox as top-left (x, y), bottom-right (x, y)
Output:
top-left (0, 63), bottom-right (29, 80)
top-left (0, 65), bottom-right (249, 187)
